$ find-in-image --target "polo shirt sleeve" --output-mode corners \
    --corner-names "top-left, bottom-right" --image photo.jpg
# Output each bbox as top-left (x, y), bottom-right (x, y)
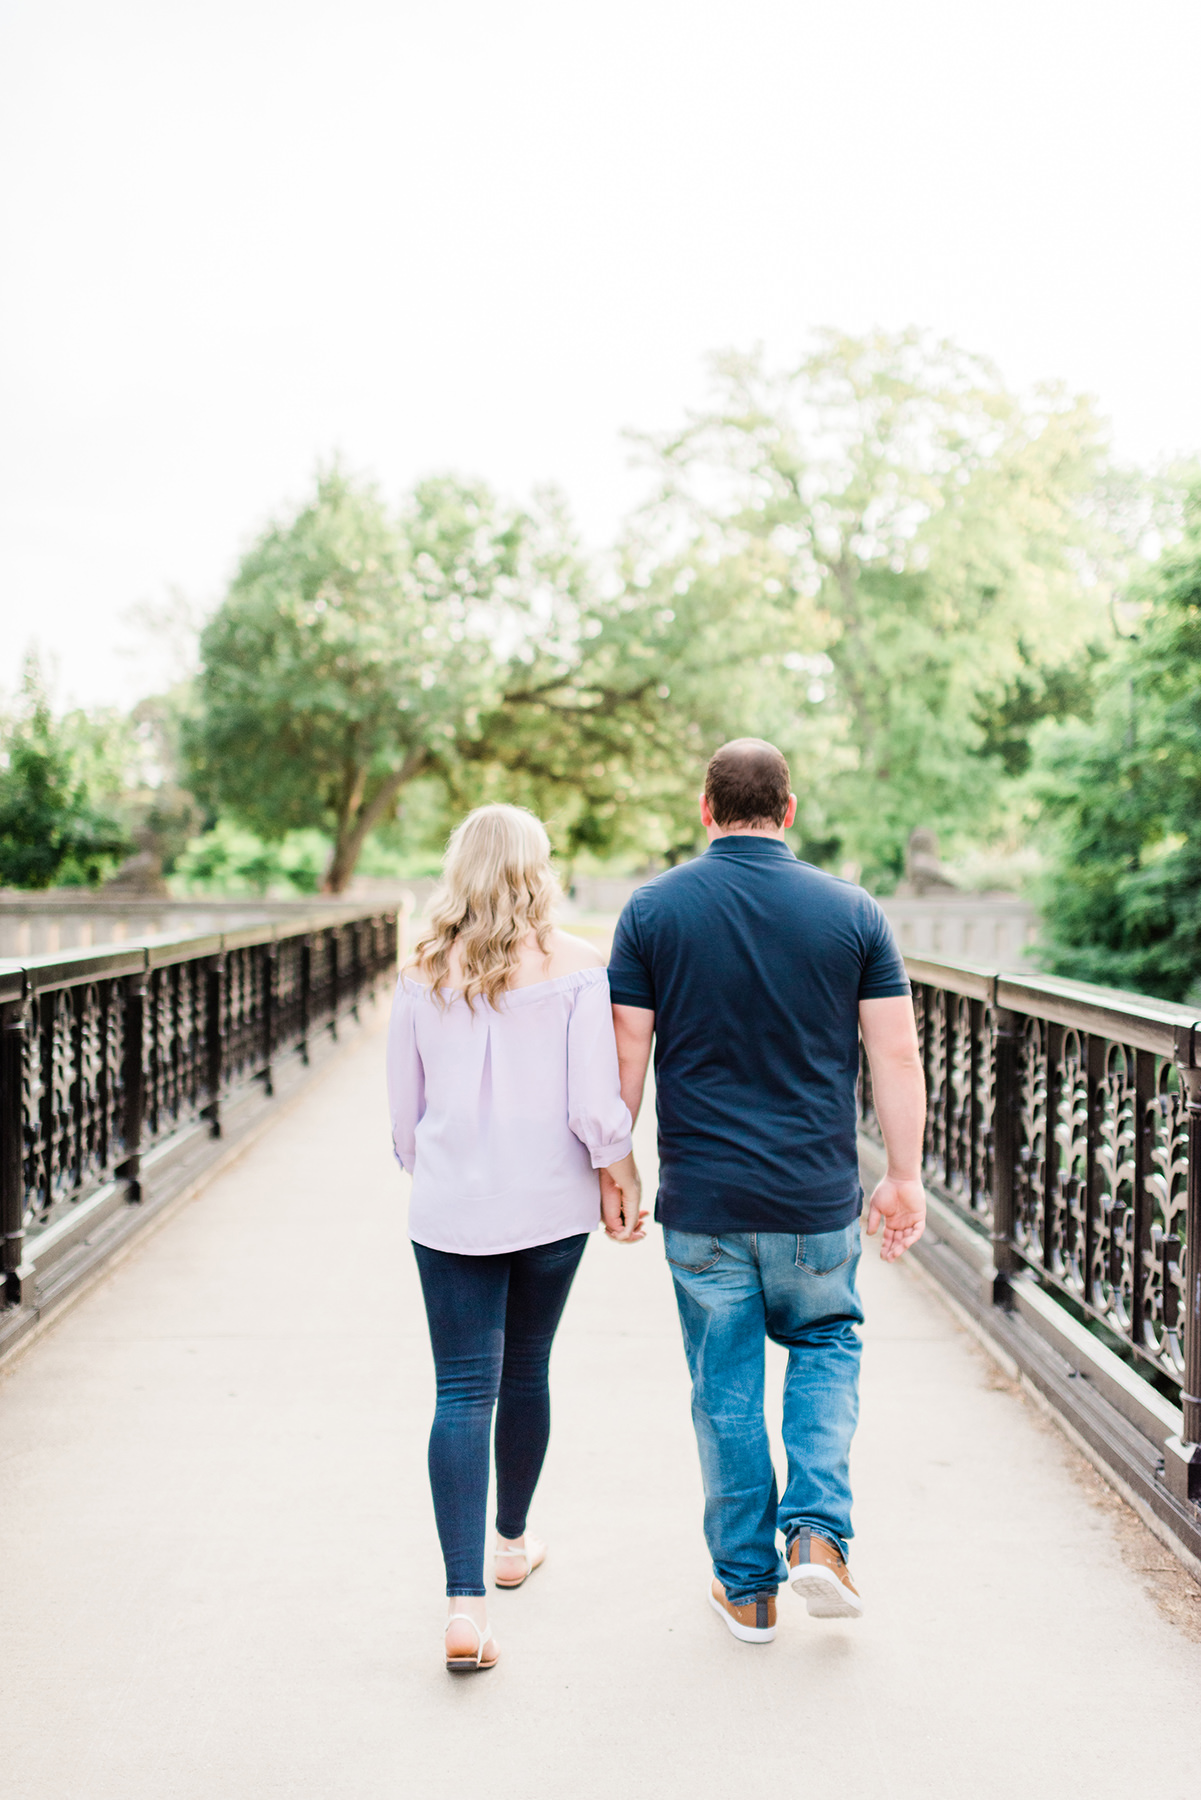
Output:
top-left (857, 900), bottom-right (911, 999)
top-left (607, 894), bottom-right (656, 1009)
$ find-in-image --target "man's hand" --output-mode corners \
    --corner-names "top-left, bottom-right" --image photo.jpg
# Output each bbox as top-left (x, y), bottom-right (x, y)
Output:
top-left (599, 1156), bottom-right (646, 1243)
top-left (859, 997), bottom-right (926, 1262)
top-left (865, 1174), bottom-right (926, 1262)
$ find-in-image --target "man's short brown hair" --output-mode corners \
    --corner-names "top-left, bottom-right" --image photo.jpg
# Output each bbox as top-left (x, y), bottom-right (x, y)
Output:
top-left (704, 738), bottom-right (792, 828)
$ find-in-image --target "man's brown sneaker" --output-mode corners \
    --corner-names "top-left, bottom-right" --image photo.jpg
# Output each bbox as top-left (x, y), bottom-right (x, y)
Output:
top-left (708, 1578), bottom-right (777, 1643)
top-left (788, 1530), bottom-right (864, 1618)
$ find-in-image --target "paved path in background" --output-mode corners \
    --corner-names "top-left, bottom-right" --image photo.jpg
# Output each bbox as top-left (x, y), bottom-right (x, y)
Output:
top-left (2, 1009), bottom-right (1200, 1800)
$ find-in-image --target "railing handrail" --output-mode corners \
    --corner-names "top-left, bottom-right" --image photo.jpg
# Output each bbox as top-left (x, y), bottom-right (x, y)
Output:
top-left (0, 891), bottom-right (409, 911)
top-left (902, 953), bottom-right (1201, 1062)
top-left (0, 903), bottom-right (391, 999)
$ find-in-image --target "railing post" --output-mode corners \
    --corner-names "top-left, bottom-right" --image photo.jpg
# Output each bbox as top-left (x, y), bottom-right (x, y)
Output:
top-left (118, 967), bottom-right (147, 1202)
top-left (204, 954), bottom-right (224, 1139)
top-left (1163, 1029), bottom-right (1201, 1505)
top-left (1041, 1020), bottom-right (1065, 1278)
top-left (1, 993), bottom-right (34, 1306)
top-left (351, 921), bottom-right (363, 1023)
top-left (260, 941), bottom-right (276, 1097)
top-left (989, 1005), bottom-right (1022, 1301)
top-left (918, 984), bottom-right (934, 1172)
top-left (298, 936), bottom-right (312, 1066)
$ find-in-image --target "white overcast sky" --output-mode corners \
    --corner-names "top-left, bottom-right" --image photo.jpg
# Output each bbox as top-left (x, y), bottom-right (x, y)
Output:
top-left (2, 0), bottom-right (1199, 708)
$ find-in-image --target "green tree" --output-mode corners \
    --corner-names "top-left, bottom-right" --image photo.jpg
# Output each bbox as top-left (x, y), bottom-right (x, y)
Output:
top-left (459, 529), bottom-right (832, 865)
top-left (0, 658), bottom-right (131, 888)
top-left (1035, 487), bottom-right (1201, 1002)
top-left (171, 819), bottom-right (328, 894)
top-left (187, 467), bottom-right (587, 892)
top-left (633, 329), bottom-right (1131, 885)
top-left (186, 340), bottom-right (1156, 895)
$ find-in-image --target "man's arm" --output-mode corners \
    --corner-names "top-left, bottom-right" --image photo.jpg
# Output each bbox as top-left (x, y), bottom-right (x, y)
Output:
top-left (611, 1004), bottom-right (655, 1126)
top-left (858, 995), bottom-right (927, 1261)
top-left (599, 1007), bottom-right (655, 1240)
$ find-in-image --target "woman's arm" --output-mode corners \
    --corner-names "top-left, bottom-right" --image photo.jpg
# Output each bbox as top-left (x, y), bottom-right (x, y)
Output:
top-left (385, 982), bottom-right (424, 1174)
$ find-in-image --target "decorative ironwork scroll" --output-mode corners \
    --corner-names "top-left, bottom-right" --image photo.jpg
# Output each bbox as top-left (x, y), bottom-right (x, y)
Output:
top-left (896, 962), bottom-right (1198, 1393)
top-left (145, 959), bottom-right (207, 1144)
top-left (1142, 1060), bottom-right (1189, 1380)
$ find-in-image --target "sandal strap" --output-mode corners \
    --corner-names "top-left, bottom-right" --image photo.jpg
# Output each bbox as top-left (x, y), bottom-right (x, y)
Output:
top-left (445, 1614), bottom-right (493, 1667)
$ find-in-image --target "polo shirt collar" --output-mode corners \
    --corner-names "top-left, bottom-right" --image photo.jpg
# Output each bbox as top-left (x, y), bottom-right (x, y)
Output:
top-left (706, 835), bottom-right (796, 859)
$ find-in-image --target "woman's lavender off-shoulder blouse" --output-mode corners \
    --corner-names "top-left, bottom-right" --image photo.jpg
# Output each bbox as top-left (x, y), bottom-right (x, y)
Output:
top-left (386, 966), bottom-right (633, 1255)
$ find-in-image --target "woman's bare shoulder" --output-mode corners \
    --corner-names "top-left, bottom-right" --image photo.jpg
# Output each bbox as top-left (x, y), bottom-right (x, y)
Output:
top-left (545, 929), bottom-right (605, 977)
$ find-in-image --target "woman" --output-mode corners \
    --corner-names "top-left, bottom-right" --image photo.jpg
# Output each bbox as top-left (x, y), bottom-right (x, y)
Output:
top-left (387, 804), bottom-right (643, 1673)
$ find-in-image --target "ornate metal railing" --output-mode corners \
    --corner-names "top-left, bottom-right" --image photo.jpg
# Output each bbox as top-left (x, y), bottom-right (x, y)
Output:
top-left (859, 955), bottom-right (1201, 1510)
top-left (0, 908), bottom-right (398, 1319)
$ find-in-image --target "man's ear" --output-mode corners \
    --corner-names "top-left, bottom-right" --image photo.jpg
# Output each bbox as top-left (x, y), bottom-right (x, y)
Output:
top-left (784, 795), bottom-right (798, 829)
top-left (699, 791), bottom-right (714, 828)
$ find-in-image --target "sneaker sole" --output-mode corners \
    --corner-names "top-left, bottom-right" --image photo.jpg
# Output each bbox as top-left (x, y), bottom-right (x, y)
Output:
top-left (708, 1590), bottom-right (777, 1643)
top-left (790, 1566), bottom-right (864, 1619)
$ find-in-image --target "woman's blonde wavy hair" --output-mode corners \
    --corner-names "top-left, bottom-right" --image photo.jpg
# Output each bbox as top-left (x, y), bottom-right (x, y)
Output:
top-left (411, 804), bottom-right (561, 1009)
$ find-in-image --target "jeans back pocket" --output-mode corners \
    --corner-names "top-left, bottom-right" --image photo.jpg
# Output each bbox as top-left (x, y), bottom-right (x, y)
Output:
top-left (795, 1221), bottom-right (859, 1275)
top-left (664, 1229), bottom-right (722, 1273)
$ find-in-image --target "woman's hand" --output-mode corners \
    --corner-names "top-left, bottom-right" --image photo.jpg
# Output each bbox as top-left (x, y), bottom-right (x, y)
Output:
top-left (599, 1155), bottom-right (646, 1242)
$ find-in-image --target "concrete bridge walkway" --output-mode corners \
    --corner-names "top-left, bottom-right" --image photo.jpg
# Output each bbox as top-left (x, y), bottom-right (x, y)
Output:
top-left (2, 1009), bottom-right (1200, 1800)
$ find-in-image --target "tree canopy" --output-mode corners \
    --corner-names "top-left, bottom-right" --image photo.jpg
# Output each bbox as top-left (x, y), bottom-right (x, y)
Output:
top-left (1035, 486), bottom-right (1201, 1002)
top-left (631, 329), bottom-right (1130, 884)
top-left (0, 659), bottom-right (131, 888)
top-left (188, 463), bottom-right (835, 886)
top-left (181, 334), bottom-right (1154, 894)
top-left (452, 515), bottom-right (826, 864)
top-left (187, 469), bottom-right (595, 890)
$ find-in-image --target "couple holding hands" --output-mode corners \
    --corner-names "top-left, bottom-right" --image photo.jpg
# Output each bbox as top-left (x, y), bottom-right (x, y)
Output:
top-left (386, 738), bottom-right (926, 1672)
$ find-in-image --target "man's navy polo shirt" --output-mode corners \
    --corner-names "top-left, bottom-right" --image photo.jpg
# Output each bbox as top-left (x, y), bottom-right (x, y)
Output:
top-left (607, 836), bottom-right (910, 1235)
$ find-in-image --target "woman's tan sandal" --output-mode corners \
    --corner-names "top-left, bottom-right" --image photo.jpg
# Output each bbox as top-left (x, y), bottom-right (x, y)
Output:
top-left (493, 1537), bottom-right (546, 1589)
top-left (444, 1615), bottom-right (499, 1672)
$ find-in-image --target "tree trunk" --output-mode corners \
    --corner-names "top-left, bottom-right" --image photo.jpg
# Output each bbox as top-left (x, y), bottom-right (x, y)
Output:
top-left (320, 750), bottom-right (428, 894)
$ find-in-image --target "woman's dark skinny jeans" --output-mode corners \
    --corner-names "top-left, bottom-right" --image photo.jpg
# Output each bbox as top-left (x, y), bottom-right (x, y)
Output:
top-left (412, 1233), bottom-right (588, 1597)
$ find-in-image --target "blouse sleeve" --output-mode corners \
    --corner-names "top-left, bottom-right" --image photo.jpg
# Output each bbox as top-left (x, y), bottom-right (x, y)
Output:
top-left (566, 973), bottom-right (634, 1169)
top-left (385, 979), bottom-right (424, 1174)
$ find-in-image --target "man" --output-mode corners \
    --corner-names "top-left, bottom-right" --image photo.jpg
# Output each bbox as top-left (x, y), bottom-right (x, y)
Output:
top-left (602, 738), bottom-right (925, 1643)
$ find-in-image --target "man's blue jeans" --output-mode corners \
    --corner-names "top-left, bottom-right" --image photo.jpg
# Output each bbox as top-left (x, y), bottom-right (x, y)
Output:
top-left (665, 1223), bottom-right (864, 1605)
